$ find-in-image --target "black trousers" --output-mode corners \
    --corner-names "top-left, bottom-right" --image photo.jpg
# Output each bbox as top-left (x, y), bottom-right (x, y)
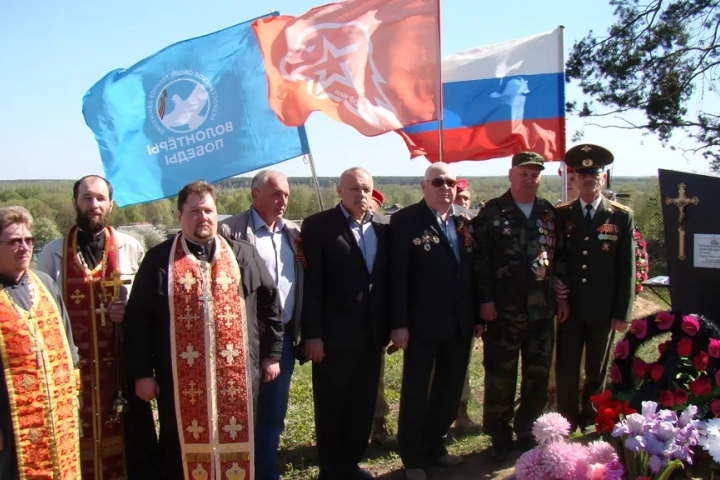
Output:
top-left (124, 388), bottom-right (159, 480)
top-left (397, 335), bottom-right (472, 469)
top-left (312, 347), bottom-right (383, 478)
top-left (556, 317), bottom-right (613, 429)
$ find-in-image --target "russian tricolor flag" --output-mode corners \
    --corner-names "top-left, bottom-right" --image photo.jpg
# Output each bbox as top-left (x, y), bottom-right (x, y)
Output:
top-left (397, 27), bottom-right (565, 163)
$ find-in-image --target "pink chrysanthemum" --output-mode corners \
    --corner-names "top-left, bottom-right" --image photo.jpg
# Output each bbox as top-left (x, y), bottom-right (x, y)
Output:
top-left (541, 441), bottom-right (587, 479)
top-left (532, 412), bottom-right (571, 445)
top-left (514, 447), bottom-right (546, 480)
top-left (586, 440), bottom-right (618, 464)
top-left (585, 463), bottom-right (607, 480)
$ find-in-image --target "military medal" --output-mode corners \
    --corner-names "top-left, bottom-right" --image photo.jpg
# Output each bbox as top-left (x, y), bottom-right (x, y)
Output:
top-left (565, 221), bottom-right (575, 236)
top-left (413, 238), bottom-right (421, 245)
top-left (493, 219), bottom-right (500, 227)
top-left (424, 243), bottom-right (431, 251)
top-left (602, 242), bottom-right (610, 251)
top-left (432, 236), bottom-right (440, 244)
top-left (502, 227), bottom-right (511, 236)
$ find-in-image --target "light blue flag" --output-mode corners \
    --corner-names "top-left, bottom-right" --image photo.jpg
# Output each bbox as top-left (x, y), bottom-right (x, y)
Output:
top-left (82, 14), bottom-right (310, 207)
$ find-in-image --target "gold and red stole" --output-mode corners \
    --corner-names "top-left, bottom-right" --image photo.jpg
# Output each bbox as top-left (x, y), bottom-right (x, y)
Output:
top-left (0, 270), bottom-right (81, 480)
top-left (62, 225), bottom-right (126, 479)
top-left (168, 234), bottom-right (253, 480)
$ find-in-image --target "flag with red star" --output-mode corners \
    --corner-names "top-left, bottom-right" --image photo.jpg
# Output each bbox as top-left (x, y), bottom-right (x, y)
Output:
top-left (252, 0), bottom-right (440, 136)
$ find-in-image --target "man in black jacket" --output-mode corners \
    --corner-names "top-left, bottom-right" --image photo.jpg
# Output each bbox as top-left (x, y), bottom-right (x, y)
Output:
top-left (389, 163), bottom-right (482, 480)
top-left (301, 167), bottom-right (390, 480)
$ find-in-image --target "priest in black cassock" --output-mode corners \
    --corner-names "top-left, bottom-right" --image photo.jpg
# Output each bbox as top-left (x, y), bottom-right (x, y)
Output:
top-left (0, 206), bottom-right (82, 480)
top-left (124, 180), bottom-right (261, 480)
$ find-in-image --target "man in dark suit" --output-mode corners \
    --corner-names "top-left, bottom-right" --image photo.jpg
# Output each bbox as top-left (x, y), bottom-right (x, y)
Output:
top-left (389, 163), bottom-right (482, 480)
top-left (301, 167), bottom-right (390, 480)
top-left (555, 144), bottom-right (636, 431)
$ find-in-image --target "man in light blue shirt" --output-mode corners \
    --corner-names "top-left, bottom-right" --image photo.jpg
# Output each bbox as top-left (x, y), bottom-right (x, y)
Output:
top-left (219, 170), bottom-right (303, 480)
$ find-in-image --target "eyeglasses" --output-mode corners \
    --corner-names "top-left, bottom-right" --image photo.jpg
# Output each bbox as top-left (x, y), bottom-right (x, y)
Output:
top-left (429, 177), bottom-right (457, 188)
top-left (0, 237), bottom-right (36, 249)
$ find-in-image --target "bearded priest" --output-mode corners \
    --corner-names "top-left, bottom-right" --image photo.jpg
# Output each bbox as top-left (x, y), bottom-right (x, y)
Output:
top-left (36, 175), bottom-right (157, 479)
top-left (123, 180), bottom-right (256, 479)
top-left (0, 206), bottom-right (82, 479)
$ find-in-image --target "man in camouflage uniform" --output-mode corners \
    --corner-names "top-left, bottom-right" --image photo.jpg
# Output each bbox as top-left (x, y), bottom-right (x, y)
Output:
top-left (472, 152), bottom-right (566, 462)
top-left (554, 144), bottom-right (635, 432)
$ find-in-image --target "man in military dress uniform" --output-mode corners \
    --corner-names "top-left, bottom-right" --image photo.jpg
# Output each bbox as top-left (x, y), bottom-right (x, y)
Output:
top-left (554, 144), bottom-right (635, 431)
top-left (472, 152), bottom-right (566, 461)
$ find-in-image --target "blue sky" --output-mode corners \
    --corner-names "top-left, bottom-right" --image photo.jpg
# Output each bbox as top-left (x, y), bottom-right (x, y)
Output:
top-left (0, 0), bottom-right (711, 181)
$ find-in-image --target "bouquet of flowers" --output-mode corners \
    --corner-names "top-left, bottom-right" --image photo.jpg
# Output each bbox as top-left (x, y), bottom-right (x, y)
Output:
top-left (514, 412), bottom-right (625, 479)
top-left (611, 401), bottom-right (700, 478)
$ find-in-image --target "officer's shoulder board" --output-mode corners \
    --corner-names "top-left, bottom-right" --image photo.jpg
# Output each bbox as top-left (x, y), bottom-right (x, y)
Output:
top-left (481, 197), bottom-right (502, 210)
top-left (555, 200), bottom-right (574, 210)
top-left (610, 200), bottom-right (632, 213)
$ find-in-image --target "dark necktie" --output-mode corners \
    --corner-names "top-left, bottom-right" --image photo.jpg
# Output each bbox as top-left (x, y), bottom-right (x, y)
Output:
top-left (584, 204), bottom-right (593, 226)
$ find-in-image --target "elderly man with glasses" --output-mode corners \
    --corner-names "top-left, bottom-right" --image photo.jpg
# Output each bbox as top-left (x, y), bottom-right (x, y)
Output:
top-left (0, 206), bottom-right (82, 479)
top-left (389, 163), bottom-right (483, 480)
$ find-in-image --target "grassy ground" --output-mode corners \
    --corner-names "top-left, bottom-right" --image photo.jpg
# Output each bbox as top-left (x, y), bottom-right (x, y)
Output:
top-left (274, 292), bottom-right (666, 480)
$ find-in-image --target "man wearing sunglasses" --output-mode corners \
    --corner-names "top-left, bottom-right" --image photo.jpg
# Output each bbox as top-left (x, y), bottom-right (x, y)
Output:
top-left (36, 175), bottom-right (157, 479)
top-left (390, 163), bottom-right (482, 480)
top-left (472, 152), bottom-right (566, 462)
top-left (0, 206), bottom-right (82, 479)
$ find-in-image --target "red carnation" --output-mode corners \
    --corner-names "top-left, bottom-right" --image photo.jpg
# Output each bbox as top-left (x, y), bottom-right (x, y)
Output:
top-left (614, 339), bottom-right (630, 359)
top-left (690, 376), bottom-right (712, 396)
top-left (674, 389), bottom-right (689, 405)
top-left (712, 400), bottom-right (720, 417)
top-left (630, 318), bottom-right (647, 339)
top-left (632, 358), bottom-right (649, 379)
top-left (659, 390), bottom-right (675, 407)
top-left (650, 363), bottom-right (664, 382)
top-left (693, 351), bottom-right (710, 372)
top-left (682, 315), bottom-right (700, 336)
top-left (677, 336), bottom-right (694, 357)
top-left (709, 338), bottom-right (720, 358)
top-left (656, 311), bottom-right (675, 330)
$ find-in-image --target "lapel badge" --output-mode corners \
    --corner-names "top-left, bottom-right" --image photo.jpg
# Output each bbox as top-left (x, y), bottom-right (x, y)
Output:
top-left (502, 227), bottom-right (512, 236)
top-left (493, 219), bottom-right (500, 227)
top-left (602, 242), bottom-right (610, 252)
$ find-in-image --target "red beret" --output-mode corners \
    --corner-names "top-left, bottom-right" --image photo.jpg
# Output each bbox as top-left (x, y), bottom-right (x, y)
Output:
top-left (558, 165), bottom-right (575, 176)
top-left (372, 189), bottom-right (385, 205)
top-left (456, 178), bottom-right (469, 192)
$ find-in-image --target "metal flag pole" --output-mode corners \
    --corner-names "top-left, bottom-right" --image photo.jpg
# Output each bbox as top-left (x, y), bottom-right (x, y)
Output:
top-left (558, 25), bottom-right (568, 202)
top-left (434, 0), bottom-right (444, 163)
top-left (304, 152), bottom-right (325, 211)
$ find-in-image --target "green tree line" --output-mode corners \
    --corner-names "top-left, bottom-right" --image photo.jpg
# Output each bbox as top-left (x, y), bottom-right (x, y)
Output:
top-left (0, 176), bottom-right (667, 275)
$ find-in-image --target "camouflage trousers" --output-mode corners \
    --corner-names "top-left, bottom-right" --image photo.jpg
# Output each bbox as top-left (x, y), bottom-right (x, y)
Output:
top-left (482, 316), bottom-right (554, 444)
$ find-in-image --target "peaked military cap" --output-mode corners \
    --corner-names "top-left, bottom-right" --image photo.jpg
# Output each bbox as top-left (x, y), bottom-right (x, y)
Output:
top-left (564, 144), bottom-right (614, 174)
top-left (512, 151), bottom-right (545, 170)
